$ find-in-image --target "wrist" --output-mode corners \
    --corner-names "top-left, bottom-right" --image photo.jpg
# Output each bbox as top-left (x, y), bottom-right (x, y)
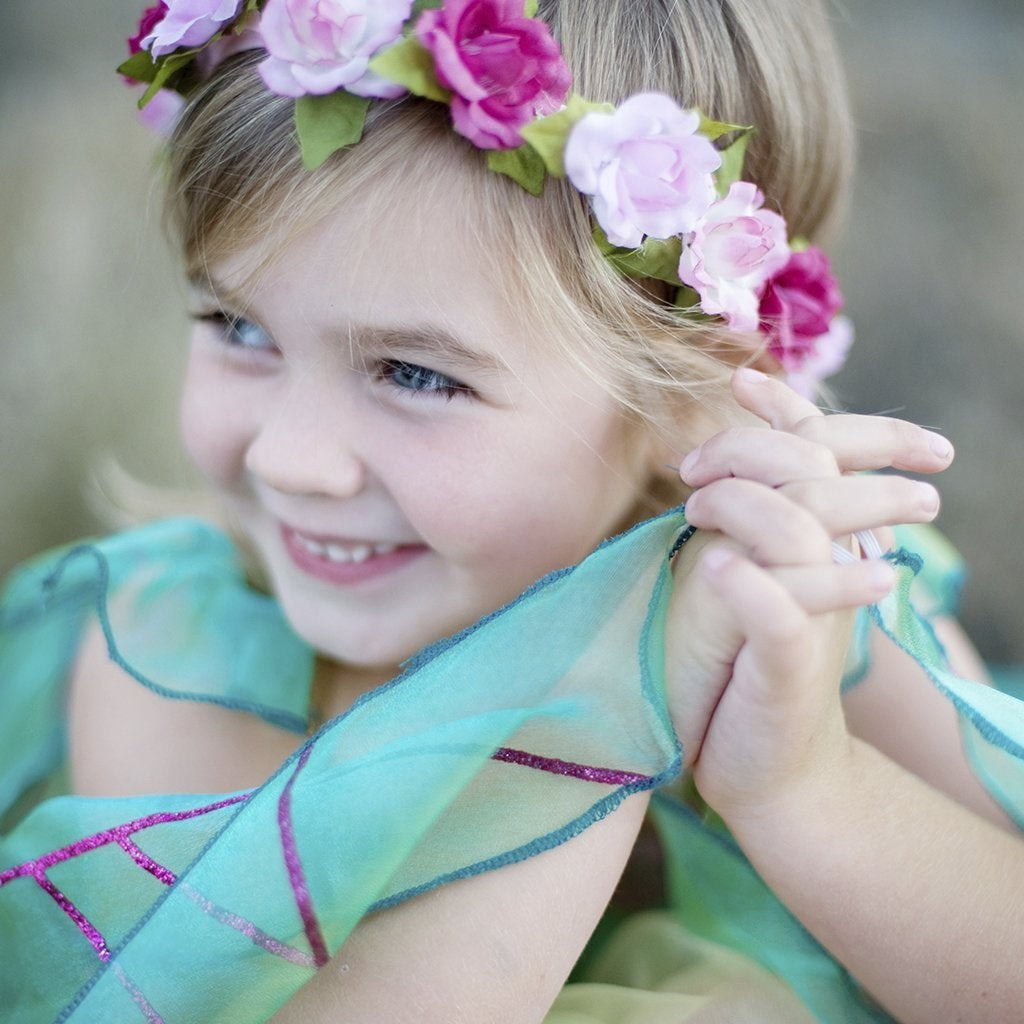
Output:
top-left (709, 730), bottom-right (861, 847)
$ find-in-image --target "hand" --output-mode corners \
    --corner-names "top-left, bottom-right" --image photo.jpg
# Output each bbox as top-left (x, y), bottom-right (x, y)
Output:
top-left (665, 368), bottom-right (954, 825)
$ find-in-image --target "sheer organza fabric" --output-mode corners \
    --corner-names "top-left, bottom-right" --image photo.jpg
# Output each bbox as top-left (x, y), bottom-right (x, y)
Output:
top-left (1, 512), bottom-right (1020, 1022)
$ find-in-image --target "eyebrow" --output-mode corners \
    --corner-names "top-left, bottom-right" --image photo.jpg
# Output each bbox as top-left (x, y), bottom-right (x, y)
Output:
top-left (190, 273), bottom-right (508, 375)
top-left (354, 324), bottom-right (507, 375)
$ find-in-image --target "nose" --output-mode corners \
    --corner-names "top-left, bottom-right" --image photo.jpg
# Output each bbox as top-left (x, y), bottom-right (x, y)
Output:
top-left (245, 381), bottom-right (367, 498)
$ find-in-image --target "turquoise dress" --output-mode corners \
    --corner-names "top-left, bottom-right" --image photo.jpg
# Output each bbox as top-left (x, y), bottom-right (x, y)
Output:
top-left (2, 511), bottom-right (1022, 1022)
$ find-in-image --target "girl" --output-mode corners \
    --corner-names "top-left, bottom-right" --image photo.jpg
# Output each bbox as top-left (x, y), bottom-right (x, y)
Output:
top-left (2, 1), bottom-right (1023, 1021)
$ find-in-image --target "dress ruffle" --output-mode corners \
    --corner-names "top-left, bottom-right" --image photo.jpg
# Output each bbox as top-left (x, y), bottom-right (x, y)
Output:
top-left (1, 513), bottom-right (1021, 1023)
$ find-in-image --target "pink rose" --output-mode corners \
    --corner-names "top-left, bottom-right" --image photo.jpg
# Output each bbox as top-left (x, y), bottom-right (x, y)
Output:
top-left (258, 0), bottom-right (413, 99)
top-left (783, 315), bottom-right (854, 398)
top-left (678, 181), bottom-right (791, 333)
top-left (417, 0), bottom-right (571, 150)
top-left (759, 246), bottom-right (844, 364)
top-left (564, 93), bottom-right (721, 249)
top-left (141, 0), bottom-right (243, 57)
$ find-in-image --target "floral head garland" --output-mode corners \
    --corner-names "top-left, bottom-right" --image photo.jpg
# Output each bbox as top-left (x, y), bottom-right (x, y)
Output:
top-left (121, 0), bottom-right (852, 395)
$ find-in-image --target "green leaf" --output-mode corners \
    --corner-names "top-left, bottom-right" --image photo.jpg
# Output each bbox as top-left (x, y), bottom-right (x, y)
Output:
top-left (137, 50), bottom-right (198, 105)
top-left (595, 229), bottom-right (685, 286)
top-left (369, 36), bottom-right (450, 103)
top-left (524, 0), bottom-right (540, 16)
top-left (411, 0), bottom-right (444, 15)
top-left (714, 129), bottom-right (753, 196)
top-left (698, 115), bottom-right (751, 141)
top-left (295, 92), bottom-right (370, 171)
top-left (118, 51), bottom-right (159, 85)
top-left (487, 145), bottom-right (548, 195)
top-left (673, 285), bottom-right (702, 311)
top-left (519, 94), bottom-right (614, 177)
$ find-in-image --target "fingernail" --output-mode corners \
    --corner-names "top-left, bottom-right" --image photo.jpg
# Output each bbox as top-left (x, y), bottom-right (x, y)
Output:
top-left (866, 560), bottom-right (896, 595)
top-left (735, 367), bottom-right (769, 384)
top-left (928, 432), bottom-right (953, 460)
top-left (679, 447), bottom-right (701, 478)
top-left (916, 482), bottom-right (940, 515)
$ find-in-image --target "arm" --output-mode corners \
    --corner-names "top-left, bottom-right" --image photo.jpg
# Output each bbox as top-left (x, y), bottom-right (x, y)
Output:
top-left (673, 369), bottom-right (1024, 1022)
top-left (268, 793), bottom-right (649, 1024)
top-left (843, 617), bottom-right (1016, 830)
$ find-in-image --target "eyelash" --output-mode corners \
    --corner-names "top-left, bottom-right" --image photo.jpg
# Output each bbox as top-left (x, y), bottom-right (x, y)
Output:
top-left (195, 311), bottom-right (278, 354)
top-left (194, 312), bottom-right (470, 400)
top-left (378, 360), bottom-right (470, 400)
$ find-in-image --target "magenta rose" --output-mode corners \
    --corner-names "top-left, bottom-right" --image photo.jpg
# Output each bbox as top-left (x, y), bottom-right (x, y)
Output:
top-left (783, 315), bottom-right (854, 398)
top-left (258, 0), bottom-right (412, 99)
top-left (678, 181), bottom-right (791, 333)
top-left (129, 3), bottom-right (170, 56)
top-left (759, 246), bottom-right (844, 364)
top-left (417, 0), bottom-right (572, 150)
top-left (141, 0), bottom-right (243, 57)
top-left (564, 93), bottom-right (721, 249)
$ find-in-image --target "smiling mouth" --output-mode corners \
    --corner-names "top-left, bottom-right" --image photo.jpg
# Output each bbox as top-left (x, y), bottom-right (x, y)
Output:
top-left (281, 525), bottom-right (424, 583)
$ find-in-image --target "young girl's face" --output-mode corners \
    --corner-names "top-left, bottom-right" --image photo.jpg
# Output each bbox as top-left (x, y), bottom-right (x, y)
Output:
top-left (180, 181), bottom-right (659, 673)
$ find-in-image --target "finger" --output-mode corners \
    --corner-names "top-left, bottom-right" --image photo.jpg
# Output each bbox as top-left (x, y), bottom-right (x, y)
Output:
top-left (767, 560), bottom-right (895, 613)
top-left (684, 478), bottom-right (833, 565)
top-left (729, 368), bottom-right (955, 474)
top-left (778, 413), bottom-right (954, 474)
top-left (730, 366), bottom-right (825, 432)
top-left (680, 427), bottom-right (838, 488)
top-left (776, 474), bottom-right (940, 535)
top-left (699, 546), bottom-right (812, 674)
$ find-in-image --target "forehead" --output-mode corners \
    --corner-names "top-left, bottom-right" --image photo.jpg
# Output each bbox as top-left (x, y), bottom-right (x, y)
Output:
top-left (204, 161), bottom-right (567, 380)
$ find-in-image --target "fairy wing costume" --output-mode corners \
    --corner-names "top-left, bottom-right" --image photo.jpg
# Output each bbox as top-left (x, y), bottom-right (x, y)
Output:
top-left (2, 511), bottom-right (1022, 1023)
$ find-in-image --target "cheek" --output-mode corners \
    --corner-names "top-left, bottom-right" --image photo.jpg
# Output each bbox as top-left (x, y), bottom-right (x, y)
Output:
top-left (178, 353), bottom-right (250, 488)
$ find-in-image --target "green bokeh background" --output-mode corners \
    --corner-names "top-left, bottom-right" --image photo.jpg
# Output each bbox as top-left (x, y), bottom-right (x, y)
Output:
top-left (2, 2), bottom-right (1022, 663)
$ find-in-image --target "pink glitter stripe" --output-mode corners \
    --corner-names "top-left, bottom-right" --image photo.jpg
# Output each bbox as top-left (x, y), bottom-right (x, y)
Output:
top-left (35, 872), bottom-right (111, 961)
top-left (0, 793), bottom-right (250, 960)
top-left (118, 837), bottom-right (177, 885)
top-left (113, 962), bottom-right (166, 1024)
top-left (180, 882), bottom-right (316, 967)
top-left (278, 746), bottom-right (330, 968)
top-left (491, 747), bottom-right (651, 787)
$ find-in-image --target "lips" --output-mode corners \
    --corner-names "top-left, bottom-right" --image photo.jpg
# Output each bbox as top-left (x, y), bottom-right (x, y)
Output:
top-left (281, 524), bottom-right (424, 584)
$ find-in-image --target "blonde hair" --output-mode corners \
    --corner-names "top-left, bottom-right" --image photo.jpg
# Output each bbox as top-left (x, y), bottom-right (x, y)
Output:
top-left (166, 0), bottom-right (853, 512)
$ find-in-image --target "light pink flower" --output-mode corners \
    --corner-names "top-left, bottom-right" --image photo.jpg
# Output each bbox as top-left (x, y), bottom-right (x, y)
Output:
top-left (135, 86), bottom-right (187, 136)
top-left (564, 93), bottom-right (721, 249)
top-left (759, 246), bottom-right (844, 365)
top-left (196, 20), bottom-right (264, 78)
top-left (783, 315), bottom-right (854, 398)
top-left (258, 0), bottom-right (413, 98)
top-left (678, 181), bottom-right (791, 332)
top-left (141, 0), bottom-right (242, 57)
top-left (417, 0), bottom-right (571, 150)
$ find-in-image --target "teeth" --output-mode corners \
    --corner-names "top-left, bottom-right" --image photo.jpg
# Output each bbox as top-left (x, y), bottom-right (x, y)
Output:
top-left (325, 543), bottom-right (351, 563)
top-left (297, 536), bottom-right (326, 557)
top-left (295, 532), bottom-right (397, 563)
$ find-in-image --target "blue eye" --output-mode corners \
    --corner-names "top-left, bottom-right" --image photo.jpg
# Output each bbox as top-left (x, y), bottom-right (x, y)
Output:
top-left (381, 360), bottom-right (469, 399)
top-left (198, 312), bottom-right (276, 352)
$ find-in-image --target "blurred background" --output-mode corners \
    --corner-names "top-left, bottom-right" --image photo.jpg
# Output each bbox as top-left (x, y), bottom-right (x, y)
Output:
top-left (2, 1), bottom-right (1022, 665)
